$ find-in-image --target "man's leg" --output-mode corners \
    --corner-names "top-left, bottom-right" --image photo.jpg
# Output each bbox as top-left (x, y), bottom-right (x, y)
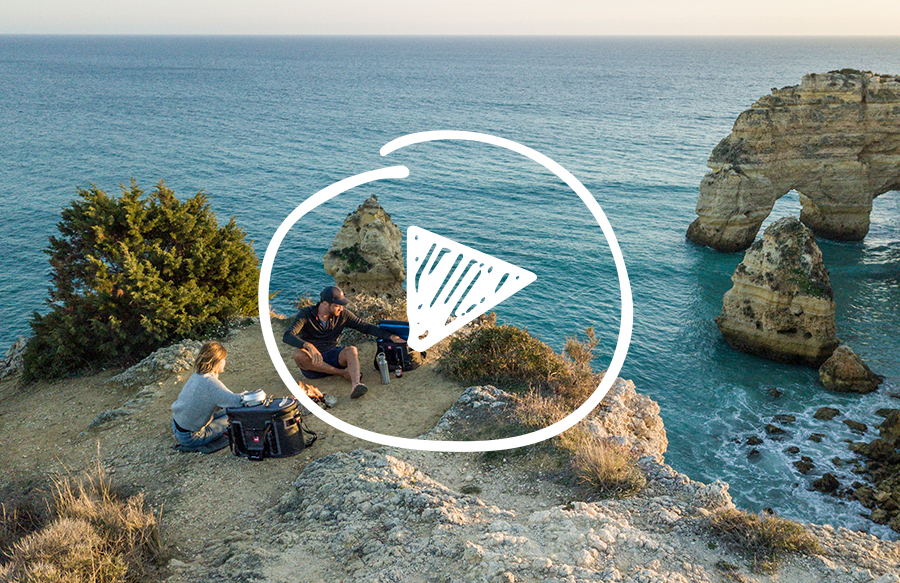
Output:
top-left (337, 346), bottom-right (361, 386)
top-left (338, 346), bottom-right (368, 398)
top-left (293, 348), bottom-right (351, 380)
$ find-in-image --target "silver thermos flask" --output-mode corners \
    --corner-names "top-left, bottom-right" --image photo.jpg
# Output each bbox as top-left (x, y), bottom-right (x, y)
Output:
top-left (377, 352), bottom-right (390, 384)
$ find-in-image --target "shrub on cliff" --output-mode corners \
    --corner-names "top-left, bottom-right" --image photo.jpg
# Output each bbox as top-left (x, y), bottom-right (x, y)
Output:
top-left (436, 322), bottom-right (573, 391)
top-left (0, 463), bottom-right (164, 582)
top-left (22, 181), bottom-right (259, 381)
top-left (706, 508), bottom-right (822, 573)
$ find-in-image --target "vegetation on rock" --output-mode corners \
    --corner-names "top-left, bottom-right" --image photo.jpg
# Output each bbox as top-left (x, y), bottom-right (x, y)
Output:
top-left (22, 181), bottom-right (259, 381)
top-left (438, 320), bottom-right (645, 498)
top-left (706, 508), bottom-right (822, 573)
top-left (0, 463), bottom-right (164, 582)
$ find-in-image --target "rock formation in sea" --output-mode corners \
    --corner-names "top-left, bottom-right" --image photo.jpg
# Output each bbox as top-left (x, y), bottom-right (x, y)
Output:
top-left (715, 217), bottom-right (838, 366)
top-left (323, 195), bottom-right (405, 297)
top-left (819, 345), bottom-right (884, 394)
top-left (687, 70), bottom-right (900, 252)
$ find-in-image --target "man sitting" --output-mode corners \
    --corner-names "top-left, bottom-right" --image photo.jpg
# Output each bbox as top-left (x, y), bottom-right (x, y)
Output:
top-left (283, 286), bottom-right (405, 399)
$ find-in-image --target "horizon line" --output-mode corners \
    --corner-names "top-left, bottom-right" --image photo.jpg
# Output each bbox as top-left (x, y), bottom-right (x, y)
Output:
top-left (2, 33), bottom-right (900, 38)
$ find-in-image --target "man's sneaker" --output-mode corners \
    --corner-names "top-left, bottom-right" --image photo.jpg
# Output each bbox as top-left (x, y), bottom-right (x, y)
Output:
top-left (351, 384), bottom-right (368, 399)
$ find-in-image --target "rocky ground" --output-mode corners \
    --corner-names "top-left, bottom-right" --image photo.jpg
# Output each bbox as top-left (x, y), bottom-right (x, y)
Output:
top-left (2, 322), bottom-right (900, 583)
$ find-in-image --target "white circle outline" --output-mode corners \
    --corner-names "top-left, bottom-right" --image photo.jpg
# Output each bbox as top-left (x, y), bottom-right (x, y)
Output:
top-left (258, 131), bottom-right (633, 452)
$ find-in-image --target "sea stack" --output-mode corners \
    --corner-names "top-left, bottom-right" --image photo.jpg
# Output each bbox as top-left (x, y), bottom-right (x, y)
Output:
top-left (715, 217), bottom-right (838, 366)
top-left (323, 195), bottom-right (405, 297)
top-left (687, 70), bottom-right (900, 252)
top-left (819, 345), bottom-right (883, 394)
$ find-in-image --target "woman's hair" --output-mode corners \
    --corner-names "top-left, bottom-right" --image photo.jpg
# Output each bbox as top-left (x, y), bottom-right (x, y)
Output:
top-left (195, 341), bottom-right (227, 374)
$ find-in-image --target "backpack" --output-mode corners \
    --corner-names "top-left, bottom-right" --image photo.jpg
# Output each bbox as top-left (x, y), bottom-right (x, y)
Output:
top-left (374, 340), bottom-right (413, 372)
top-left (226, 397), bottom-right (317, 461)
top-left (371, 320), bottom-right (422, 372)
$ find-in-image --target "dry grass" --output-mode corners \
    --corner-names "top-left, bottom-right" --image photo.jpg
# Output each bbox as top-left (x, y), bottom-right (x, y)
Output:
top-left (706, 508), bottom-right (823, 573)
top-left (569, 434), bottom-right (647, 498)
top-left (0, 461), bottom-right (164, 583)
top-left (441, 319), bottom-right (646, 499)
top-left (514, 395), bottom-right (646, 498)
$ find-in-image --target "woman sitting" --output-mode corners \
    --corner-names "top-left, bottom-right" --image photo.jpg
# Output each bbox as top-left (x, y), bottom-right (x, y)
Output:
top-left (171, 341), bottom-right (242, 449)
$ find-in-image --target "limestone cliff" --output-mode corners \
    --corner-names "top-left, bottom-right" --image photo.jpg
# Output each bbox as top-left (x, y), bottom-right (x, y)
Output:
top-left (687, 70), bottom-right (900, 252)
top-left (586, 375), bottom-right (668, 461)
top-left (323, 195), bottom-right (405, 296)
top-left (715, 217), bottom-right (838, 366)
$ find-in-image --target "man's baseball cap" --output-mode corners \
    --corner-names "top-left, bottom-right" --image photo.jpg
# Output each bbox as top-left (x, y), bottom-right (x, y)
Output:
top-left (321, 285), bottom-right (350, 305)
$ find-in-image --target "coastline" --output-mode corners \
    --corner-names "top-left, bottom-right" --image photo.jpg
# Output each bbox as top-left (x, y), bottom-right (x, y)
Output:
top-left (2, 321), bottom-right (899, 582)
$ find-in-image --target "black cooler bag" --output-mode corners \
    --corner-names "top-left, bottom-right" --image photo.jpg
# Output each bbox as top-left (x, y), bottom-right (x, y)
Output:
top-left (372, 320), bottom-right (421, 372)
top-left (226, 397), bottom-right (315, 461)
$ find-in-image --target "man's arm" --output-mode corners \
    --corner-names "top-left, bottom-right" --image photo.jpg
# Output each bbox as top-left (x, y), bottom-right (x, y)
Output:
top-left (283, 309), bottom-right (325, 365)
top-left (342, 310), bottom-right (406, 343)
top-left (282, 313), bottom-right (309, 349)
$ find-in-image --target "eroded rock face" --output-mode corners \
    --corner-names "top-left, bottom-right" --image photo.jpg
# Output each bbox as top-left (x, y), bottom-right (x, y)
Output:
top-left (588, 375), bottom-right (668, 461)
top-left (688, 70), bottom-right (900, 252)
top-left (715, 217), bottom-right (838, 366)
top-left (819, 345), bottom-right (883, 394)
top-left (323, 195), bottom-right (405, 296)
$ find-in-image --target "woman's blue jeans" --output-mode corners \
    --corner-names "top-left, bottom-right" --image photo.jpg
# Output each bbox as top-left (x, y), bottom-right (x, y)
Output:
top-left (172, 410), bottom-right (229, 447)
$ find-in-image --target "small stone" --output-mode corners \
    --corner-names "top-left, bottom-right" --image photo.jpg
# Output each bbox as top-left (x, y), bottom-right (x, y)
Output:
top-left (746, 435), bottom-right (763, 446)
top-left (785, 446), bottom-right (800, 455)
top-left (808, 433), bottom-right (825, 443)
top-left (773, 414), bottom-right (796, 424)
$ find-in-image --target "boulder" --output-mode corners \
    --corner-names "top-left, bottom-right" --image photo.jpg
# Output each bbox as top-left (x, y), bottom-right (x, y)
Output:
top-left (813, 473), bottom-right (840, 494)
top-left (687, 70), bottom-right (900, 252)
top-left (879, 410), bottom-right (900, 448)
top-left (1, 336), bottom-right (28, 379)
top-left (793, 456), bottom-right (815, 474)
top-left (323, 195), bottom-right (405, 296)
top-left (843, 419), bottom-right (868, 433)
top-left (819, 345), bottom-right (883, 393)
top-left (814, 407), bottom-right (840, 421)
top-left (715, 217), bottom-right (838, 366)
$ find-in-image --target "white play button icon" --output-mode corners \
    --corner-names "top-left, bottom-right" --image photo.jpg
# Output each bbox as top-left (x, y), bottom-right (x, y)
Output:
top-left (406, 226), bottom-right (537, 352)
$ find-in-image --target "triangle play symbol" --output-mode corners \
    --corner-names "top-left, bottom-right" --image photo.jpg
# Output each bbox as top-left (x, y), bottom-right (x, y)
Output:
top-left (406, 226), bottom-right (536, 352)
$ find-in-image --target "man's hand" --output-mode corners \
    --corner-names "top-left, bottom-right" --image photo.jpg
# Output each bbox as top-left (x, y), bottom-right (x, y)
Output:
top-left (304, 344), bottom-right (323, 366)
top-left (390, 334), bottom-right (406, 344)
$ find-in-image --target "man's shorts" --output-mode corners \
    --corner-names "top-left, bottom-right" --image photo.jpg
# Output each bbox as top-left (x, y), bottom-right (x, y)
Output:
top-left (301, 346), bottom-right (346, 379)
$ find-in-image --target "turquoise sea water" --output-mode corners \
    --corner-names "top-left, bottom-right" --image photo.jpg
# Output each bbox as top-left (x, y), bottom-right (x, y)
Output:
top-left (1, 36), bottom-right (898, 537)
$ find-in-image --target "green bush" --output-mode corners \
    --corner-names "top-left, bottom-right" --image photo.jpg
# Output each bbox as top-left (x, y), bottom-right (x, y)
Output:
top-left (22, 180), bottom-right (259, 381)
top-left (436, 323), bottom-right (572, 391)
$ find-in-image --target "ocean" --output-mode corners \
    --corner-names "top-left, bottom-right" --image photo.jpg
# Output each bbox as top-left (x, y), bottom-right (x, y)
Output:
top-left (1, 35), bottom-right (898, 537)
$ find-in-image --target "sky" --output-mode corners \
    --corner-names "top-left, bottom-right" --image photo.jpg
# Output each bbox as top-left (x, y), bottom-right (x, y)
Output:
top-left (2, 0), bottom-right (899, 36)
